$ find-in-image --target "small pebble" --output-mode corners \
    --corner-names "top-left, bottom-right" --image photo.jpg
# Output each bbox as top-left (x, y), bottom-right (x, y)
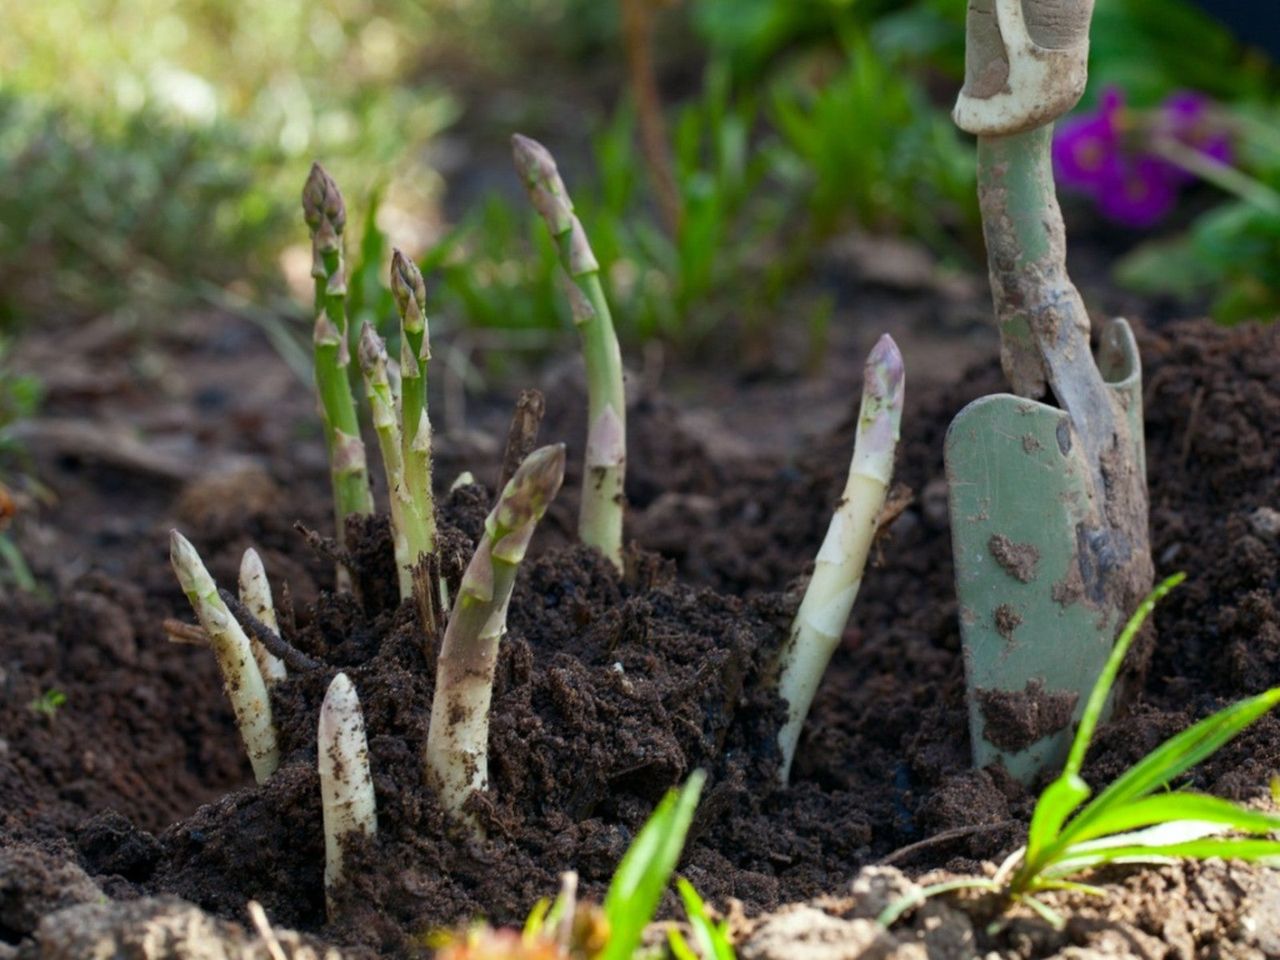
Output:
top-left (1248, 506), bottom-right (1280, 541)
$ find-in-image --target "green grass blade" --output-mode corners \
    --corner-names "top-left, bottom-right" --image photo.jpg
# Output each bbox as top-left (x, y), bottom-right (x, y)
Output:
top-left (1060, 792), bottom-right (1280, 847)
top-left (1024, 576), bottom-right (1182, 871)
top-left (522, 897), bottom-right (550, 940)
top-left (1023, 773), bottom-right (1091, 870)
top-left (668, 928), bottom-right (701, 960)
top-left (1030, 879), bottom-right (1107, 896)
top-left (675, 877), bottom-right (736, 960)
top-left (1045, 837), bottom-right (1280, 877)
top-left (1015, 894), bottom-right (1067, 930)
top-left (1064, 572), bottom-right (1186, 778)
top-left (877, 877), bottom-right (1000, 928)
top-left (601, 771), bottom-right (706, 960)
top-left (1060, 686), bottom-right (1280, 846)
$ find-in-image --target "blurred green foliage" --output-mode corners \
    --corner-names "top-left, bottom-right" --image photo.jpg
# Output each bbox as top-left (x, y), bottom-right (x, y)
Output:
top-left (0, 0), bottom-right (1273, 344)
top-left (770, 36), bottom-right (977, 253)
top-left (0, 338), bottom-right (42, 593)
top-left (0, 95), bottom-right (283, 327)
top-left (0, 0), bottom-right (455, 330)
top-left (1118, 107), bottom-right (1280, 322)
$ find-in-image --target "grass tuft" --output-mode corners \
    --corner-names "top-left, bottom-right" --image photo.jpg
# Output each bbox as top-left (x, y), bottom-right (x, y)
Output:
top-left (880, 572), bottom-right (1280, 930)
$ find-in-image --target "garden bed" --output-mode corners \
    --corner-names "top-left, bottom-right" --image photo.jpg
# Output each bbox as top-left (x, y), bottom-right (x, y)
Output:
top-left (2, 309), bottom-right (1279, 958)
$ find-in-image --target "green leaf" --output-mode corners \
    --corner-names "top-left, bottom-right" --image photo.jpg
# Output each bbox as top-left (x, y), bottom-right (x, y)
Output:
top-left (1061, 792), bottom-right (1280, 847)
top-left (1045, 837), bottom-right (1280, 878)
top-left (1064, 573), bottom-right (1186, 779)
top-left (1019, 576), bottom-right (1183, 879)
top-left (522, 897), bottom-right (551, 940)
top-left (877, 877), bottom-right (1000, 929)
top-left (668, 928), bottom-right (702, 960)
top-left (1023, 773), bottom-right (1091, 870)
top-left (675, 877), bottom-right (736, 960)
top-left (601, 771), bottom-right (707, 960)
top-left (1060, 686), bottom-right (1280, 848)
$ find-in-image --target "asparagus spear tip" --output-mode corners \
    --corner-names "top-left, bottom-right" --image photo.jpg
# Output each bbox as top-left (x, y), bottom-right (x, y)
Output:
top-left (237, 548), bottom-right (287, 686)
top-left (318, 671), bottom-right (377, 917)
top-left (775, 335), bottom-right (904, 783)
top-left (426, 443), bottom-right (566, 828)
top-left (170, 530), bottom-right (280, 783)
top-left (511, 135), bottom-right (625, 567)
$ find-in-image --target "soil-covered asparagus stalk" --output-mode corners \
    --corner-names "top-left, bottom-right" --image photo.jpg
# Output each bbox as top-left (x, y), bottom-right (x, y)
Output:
top-left (302, 163), bottom-right (374, 563)
top-left (775, 335), bottom-right (904, 783)
top-left (356, 323), bottom-right (418, 601)
top-left (511, 135), bottom-right (626, 569)
top-left (389, 250), bottom-right (446, 612)
top-left (238, 548), bottom-right (287, 686)
top-left (170, 531), bottom-right (280, 783)
top-left (318, 671), bottom-right (377, 916)
top-left (425, 444), bottom-right (566, 828)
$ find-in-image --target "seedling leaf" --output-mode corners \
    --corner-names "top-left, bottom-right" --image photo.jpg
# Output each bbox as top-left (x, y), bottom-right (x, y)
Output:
top-left (674, 877), bottom-right (735, 960)
top-left (1063, 573), bottom-right (1187, 778)
top-left (601, 771), bottom-right (706, 960)
top-left (1056, 686), bottom-right (1280, 851)
top-left (28, 688), bottom-right (66, 718)
top-left (1059, 792), bottom-right (1280, 847)
top-left (1023, 773), bottom-right (1090, 869)
top-left (1045, 837), bottom-right (1280, 877)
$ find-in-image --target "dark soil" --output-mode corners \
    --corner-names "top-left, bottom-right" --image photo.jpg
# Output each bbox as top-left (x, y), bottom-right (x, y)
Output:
top-left (2, 314), bottom-right (1279, 958)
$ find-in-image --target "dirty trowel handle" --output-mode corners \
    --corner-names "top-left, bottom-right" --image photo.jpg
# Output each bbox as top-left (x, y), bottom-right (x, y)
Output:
top-left (955, 0), bottom-right (1094, 136)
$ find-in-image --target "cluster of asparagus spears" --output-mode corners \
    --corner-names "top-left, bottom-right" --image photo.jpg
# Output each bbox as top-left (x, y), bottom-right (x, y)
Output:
top-left (167, 139), bottom-right (905, 918)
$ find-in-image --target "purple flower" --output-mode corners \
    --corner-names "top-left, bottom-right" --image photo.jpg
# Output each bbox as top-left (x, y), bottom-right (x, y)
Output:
top-left (1053, 87), bottom-right (1124, 194)
top-left (1096, 155), bottom-right (1179, 228)
top-left (1051, 86), bottom-right (1234, 228)
top-left (1157, 90), bottom-right (1234, 180)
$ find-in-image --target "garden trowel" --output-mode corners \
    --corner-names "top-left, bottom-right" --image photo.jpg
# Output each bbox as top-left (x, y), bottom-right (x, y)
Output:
top-left (946, 0), bottom-right (1154, 782)
top-left (947, 320), bottom-right (1148, 780)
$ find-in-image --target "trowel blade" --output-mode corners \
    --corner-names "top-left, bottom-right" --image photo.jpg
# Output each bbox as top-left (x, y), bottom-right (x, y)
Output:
top-left (945, 393), bottom-right (1122, 782)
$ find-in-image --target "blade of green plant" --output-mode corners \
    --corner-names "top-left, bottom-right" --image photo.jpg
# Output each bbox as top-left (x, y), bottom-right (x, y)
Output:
top-left (877, 877), bottom-right (999, 929)
top-left (1064, 817), bottom-right (1231, 856)
top-left (1023, 574), bottom-right (1185, 869)
top-left (1061, 792), bottom-right (1280, 847)
top-left (600, 771), bottom-right (706, 960)
top-left (1059, 685), bottom-right (1280, 847)
top-left (1015, 893), bottom-right (1067, 931)
top-left (668, 928), bottom-right (700, 960)
top-left (1043, 837), bottom-right (1280, 879)
top-left (522, 897), bottom-right (551, 941)
top-left (0, 533), bottom-right (36, 592)
top-left (1023, 774), bottom-right (1092, 873)
top-left (675, 877), bottom-right (736, 960)
top-left (1030, 879), bottom-right (1107, 897)
top-left (1065, 572), bottom-right (1187, 778)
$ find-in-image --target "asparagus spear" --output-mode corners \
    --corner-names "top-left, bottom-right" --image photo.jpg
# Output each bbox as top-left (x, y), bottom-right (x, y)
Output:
top-left (425, 444), bottom-right (566, 829)
top-left (170, 531), bottom-right (280, 783)
top-left (511, 135), bottom-right (626, 569)
top-left (318, 671), bottom-right (377, 917)
top-left (775, 335), bottom-right (904, 783)
top-left (302, 163), bottom-right (374, 565)
top-left (356, 322), bottom-right (418, 601)
top-left (389, 250), bottom-right (447, 612)
top-left (237, 548), bottom-right (287, 686)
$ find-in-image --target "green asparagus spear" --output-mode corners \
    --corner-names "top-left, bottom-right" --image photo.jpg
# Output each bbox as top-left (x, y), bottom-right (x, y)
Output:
top-left (302, 163), bottom-right (374, 564)
top-left (390, 250), bottom-right (447, 612)
top-left (425, 444), bottom-right (566, 829)
top-left (511, 135), bottom-right (626, 569)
